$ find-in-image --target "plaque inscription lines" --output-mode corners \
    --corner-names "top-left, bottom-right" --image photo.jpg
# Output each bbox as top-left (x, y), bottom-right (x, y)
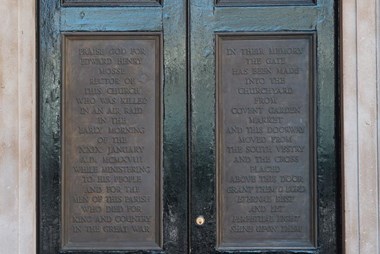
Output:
top-left (217, 34), bottom-right (316, 249)
top-left (62, 34), bottom-right (161, 250)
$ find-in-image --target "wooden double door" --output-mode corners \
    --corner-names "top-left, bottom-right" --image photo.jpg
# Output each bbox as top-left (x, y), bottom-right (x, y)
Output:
top-left (39, 0), bottom-right (339, 253)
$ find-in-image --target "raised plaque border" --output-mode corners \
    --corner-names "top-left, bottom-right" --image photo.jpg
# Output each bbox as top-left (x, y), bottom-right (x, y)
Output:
top-left (216, 32), bottom-right (317, 250)
top-left (61, 32), bottom-right (163, 251)
top-left (62, 0), bottom-right (161, 7)
top-left (215, 0), bottom-right (315, 6)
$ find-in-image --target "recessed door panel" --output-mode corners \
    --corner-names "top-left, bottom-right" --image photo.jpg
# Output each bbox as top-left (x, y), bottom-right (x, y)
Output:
top-left (62, 0), bottom-right (160, 6)
top-left (215, 0), bottom-right (314, 6)
top-left (62, 34), bottom-right (161, 250)
top-left (217, 33), bottom-right (316, 250)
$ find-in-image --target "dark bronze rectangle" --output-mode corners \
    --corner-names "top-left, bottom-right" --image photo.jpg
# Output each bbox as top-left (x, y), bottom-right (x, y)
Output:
top-left (62, 33), bottom-right (162, 250)
top-left (217, 33), bottom-right (316, 249)
top-left (62, 0), bottom-right (160, 7)
top-left (216, 0), bottom-right (314, 6)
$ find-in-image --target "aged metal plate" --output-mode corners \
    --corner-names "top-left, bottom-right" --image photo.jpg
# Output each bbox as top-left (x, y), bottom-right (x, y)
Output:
top-left (217, 33), bottom-right (316, 249)
top-left (62, 0), bottom-right (160, 7)
top-left (62, 33), bottom-right (162, 250)
top-left (216, 0), bottom-right (314, 6)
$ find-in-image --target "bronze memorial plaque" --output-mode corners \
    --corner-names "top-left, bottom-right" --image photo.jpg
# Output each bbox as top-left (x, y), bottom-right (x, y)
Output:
top-left (217, 34), bottom-right (316, 249)
top-left (216, 0), bottom-right (314, 6)
top-left (62, 0), bottom-right (160, 6)
top-left (62, 34), bottom-right (161, 250)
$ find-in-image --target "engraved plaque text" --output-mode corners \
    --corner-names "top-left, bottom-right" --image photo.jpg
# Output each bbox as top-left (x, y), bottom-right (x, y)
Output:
top-left (217, 34), bottom-right (315, 249)
top-left (62, 34), bottom-right (161, 250)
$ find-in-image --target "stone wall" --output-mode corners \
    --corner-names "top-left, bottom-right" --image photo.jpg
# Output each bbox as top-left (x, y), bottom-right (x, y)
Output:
top-left (342, 0), bottom-right (380, 252)
top-left (0, 0), bottom-right (36, 253)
